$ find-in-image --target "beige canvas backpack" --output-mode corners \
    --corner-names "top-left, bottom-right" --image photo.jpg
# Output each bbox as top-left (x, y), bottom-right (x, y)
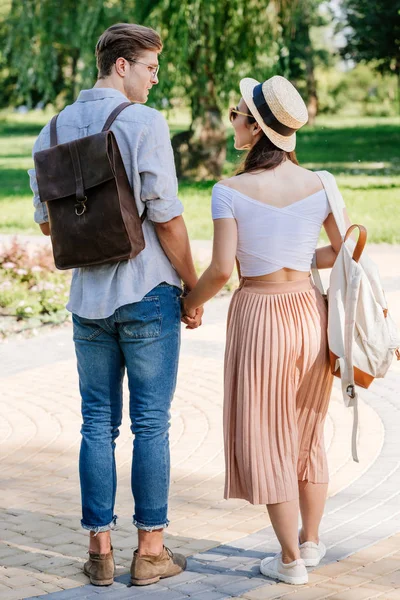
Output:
top-left (312, 171), bottom-right (400, 461)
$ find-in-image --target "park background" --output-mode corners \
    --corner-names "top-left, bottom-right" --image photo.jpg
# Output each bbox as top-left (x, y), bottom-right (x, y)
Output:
top-left (0, 0), bottom-right (399, 336)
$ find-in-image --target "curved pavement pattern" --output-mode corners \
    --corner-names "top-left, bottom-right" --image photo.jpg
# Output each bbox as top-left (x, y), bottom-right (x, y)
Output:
top-left (0, 245), bottom-right (399, 599)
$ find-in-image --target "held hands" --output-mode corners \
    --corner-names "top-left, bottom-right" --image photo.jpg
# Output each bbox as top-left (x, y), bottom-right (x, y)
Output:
top-left (181, 296), bottom-right (203, 329)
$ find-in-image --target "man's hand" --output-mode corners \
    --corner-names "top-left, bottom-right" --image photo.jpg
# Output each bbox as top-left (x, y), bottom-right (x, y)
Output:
top-left (40, 222), bottom-right (51, 236)
top-left (181, 300), bottom-right (203, 329)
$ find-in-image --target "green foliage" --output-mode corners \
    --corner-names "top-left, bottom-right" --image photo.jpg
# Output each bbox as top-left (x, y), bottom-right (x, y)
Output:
top-left (316, 64), bottom-right (398, 117)
top-left (275, 0), bottom-right (330, 94)
top-left (136, 0), bottom-right (278, 117)
top-left (340, 0), bottom-right (400, 76)
top-left (3, 0), bottom-right (136, 108)
top-left (0, 109), bottom-right (399, 243)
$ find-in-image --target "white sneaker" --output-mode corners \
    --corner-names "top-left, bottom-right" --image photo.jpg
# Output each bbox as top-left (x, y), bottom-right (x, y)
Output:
top-left (299, 540), bottom-right (326, 567)
top-left (260, 553), bottom-right (308, 585)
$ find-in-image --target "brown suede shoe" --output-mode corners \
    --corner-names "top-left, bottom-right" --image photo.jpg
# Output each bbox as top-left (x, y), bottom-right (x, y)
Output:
top-left (83, 546), bottom-right (115, 586)
top-left (130, 546), bottom-right (187, 586)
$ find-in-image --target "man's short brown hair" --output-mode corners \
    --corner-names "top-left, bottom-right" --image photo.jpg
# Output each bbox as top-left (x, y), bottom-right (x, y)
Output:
top-left (96, 23), bottom-right (163, 79)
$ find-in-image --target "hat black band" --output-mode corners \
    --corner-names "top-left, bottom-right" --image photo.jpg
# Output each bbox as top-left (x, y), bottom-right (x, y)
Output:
top-left (252, 83), bottom-right (296, 137)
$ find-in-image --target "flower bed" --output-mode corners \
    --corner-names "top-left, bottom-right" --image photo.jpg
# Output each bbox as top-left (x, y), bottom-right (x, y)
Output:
top-left (0, 238), bottom-right (71, 338)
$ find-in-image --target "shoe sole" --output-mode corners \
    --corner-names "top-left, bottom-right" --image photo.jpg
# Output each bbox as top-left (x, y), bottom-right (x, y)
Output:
top-left (83, 566), bottom-right (114, 586)
top-left (260, 565), bottom-right (308, 585)
top-left (131, 562), bottom-right (187, 587)
top-left (131, 575), bottom-right (161, 586)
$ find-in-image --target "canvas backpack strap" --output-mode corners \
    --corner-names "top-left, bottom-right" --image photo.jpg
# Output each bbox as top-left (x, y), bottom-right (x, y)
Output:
top-left (102, 102), bottom-right (147, 223)
top-left (341, 226), bottom-right (367, 462)
top-left (310, 170), bottom-right (345, 295)
top-left (50, 114), bottom-right (59, 147)
top-left (315, 170), bottom-right (346, 238)
top-left (311, 255), bottom-right (324, 295)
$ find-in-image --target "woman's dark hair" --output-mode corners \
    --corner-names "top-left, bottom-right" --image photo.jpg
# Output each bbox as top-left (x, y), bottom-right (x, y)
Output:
top-left (236, 112), bottom-right (298, 175)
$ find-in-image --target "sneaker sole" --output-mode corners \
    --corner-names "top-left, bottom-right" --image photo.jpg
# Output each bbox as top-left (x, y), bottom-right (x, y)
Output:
top-left (260, 564), bottom-right (308, 585)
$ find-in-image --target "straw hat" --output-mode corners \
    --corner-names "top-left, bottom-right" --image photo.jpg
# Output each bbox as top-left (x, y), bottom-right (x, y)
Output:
top-left (239, 75), bottom-right (308, 152)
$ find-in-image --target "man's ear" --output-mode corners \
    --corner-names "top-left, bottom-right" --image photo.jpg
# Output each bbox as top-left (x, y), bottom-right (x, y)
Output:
top-left (114, 57), bottom-right (128, 78)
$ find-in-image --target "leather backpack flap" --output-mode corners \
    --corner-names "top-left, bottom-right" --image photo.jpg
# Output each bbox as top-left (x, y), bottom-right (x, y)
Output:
top-left (34, 131), bottom-right (116, 203)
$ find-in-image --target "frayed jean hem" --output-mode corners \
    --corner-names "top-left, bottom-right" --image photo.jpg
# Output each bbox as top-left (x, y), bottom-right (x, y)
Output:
top-left (81, 515), bottom-right (117, 534)
top-left (133, 518), bottom-right (169, 532)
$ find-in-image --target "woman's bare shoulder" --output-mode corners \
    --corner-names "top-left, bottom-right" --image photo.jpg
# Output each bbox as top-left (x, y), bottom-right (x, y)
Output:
top-left (217, 174), bottom-right (251, 191)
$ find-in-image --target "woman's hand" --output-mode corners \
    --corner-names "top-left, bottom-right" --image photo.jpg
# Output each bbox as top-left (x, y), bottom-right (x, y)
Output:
top-left (181, 296), bottom-right (203, 329)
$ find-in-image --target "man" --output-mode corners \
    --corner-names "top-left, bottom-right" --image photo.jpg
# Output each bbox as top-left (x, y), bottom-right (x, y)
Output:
top-left (28, 23), bottom-right (203, 587)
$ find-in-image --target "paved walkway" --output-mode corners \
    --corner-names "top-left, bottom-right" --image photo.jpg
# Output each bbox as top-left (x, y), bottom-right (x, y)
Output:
top-left (0, 242), bottom-right (400, 599)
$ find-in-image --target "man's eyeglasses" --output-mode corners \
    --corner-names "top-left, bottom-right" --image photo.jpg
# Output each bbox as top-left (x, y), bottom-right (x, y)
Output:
top-left (130, 59), bottom-right (159, 78)
top-left (229, 107), bottom-right (253, 122)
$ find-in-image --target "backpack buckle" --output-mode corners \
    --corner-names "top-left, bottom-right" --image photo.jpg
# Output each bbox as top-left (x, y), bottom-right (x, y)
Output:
top-left (75, 196), bottom-right (88, 216)
top-left (346, 384), bottom-right (356, 399)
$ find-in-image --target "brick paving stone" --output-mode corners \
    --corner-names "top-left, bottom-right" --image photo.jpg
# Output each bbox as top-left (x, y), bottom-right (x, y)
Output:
top-left (331, 574), bottom-right (373, 587)
top-left (187, 593), bottom-right (229, 600)
top-left (384, 591), bottom-right (400, 600)
top-left (276, 587), bottom-right (335, 600)
top-left (2, 246), bottom-right (400, 599)
top-left (217, 577), bottom-right (269, 596)
top-left (370, 570), bottom-right (400, 587)
top-left (242, 585), bottom-right (292, 600)
top-left (326, 588), bottom-right (385, 599)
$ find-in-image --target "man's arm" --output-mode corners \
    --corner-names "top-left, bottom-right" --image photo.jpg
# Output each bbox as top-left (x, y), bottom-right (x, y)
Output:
top-left (28, 123), bottom-right (50, 235)
top-left (154, 216), bottom-right (198, 291)
top-left (137, 111), bottom-right (203, 326)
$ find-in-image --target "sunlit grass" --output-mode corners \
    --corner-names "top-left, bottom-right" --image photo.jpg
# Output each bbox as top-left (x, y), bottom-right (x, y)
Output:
top-left (0, 109), bottom-right (399, 242)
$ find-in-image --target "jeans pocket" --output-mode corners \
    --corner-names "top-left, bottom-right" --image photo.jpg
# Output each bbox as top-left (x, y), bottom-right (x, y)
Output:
top-left (120, 297), bottom-right (161, 339)
top-left (72, 314), bottom-right (103, 341)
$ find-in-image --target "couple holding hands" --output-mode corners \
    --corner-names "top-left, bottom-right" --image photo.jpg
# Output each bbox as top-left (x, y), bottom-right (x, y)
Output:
top-left (30, 22), bottom-right (348, 589)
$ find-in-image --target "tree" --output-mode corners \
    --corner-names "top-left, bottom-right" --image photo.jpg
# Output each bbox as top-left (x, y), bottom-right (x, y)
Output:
top-left (137, 0), bottom-right (276, 179)
top-left (339, 0), bottom-right (400, 111)
top-left (4, 0), bottom-right (135, 108)
top-left (273, 0), bottom-right (331, 125)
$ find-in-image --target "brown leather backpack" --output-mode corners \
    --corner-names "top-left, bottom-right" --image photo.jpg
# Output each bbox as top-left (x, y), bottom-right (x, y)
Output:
top-left (34, 102), bottom-right (146, 270)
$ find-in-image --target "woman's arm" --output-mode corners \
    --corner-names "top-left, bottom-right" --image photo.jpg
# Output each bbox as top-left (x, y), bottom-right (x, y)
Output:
top-left (315, 208), bottom-right (352, 269)
top-left (183, 218), bottom-right (238, 313)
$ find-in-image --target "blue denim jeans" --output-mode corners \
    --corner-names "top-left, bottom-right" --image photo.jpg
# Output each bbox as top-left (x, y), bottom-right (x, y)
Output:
top-left (72, 283), bottom-right (181, 533)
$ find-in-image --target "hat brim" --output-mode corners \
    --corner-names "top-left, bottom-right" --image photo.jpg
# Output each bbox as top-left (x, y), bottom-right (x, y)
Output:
top-left (240, 78), bottom-right (296, 152)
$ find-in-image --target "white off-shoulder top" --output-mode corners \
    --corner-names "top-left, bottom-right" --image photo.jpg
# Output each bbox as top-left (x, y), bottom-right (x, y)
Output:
top-left (211, 180), bottom-right (341, 276)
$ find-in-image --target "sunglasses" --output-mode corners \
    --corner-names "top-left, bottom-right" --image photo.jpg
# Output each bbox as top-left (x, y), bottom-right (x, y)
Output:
top-left (229, 106), bottom-right (253, 122)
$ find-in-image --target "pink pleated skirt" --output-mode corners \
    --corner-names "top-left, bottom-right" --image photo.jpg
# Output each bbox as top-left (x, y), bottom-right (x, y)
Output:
top-left (224, 277), bottom-right (333, 505)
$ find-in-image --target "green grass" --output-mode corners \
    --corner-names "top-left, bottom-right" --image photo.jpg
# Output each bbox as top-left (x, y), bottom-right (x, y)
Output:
top-left (0, 110), bottom-right (399, 241)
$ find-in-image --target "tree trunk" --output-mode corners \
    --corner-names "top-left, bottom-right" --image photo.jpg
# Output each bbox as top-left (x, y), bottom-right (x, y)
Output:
top-left (172, 66), bottom-right (226, 180)
top-left (305, 43), bottom-right (318, 125)
top-left (172, 109), bottom-right (226, 180)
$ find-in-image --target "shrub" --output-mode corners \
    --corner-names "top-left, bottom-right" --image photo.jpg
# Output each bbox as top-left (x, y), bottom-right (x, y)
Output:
top-left (0, 238), bottom-right (71, 336)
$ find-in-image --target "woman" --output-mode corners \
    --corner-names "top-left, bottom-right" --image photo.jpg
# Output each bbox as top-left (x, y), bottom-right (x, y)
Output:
top-left (182, 75), bottom-right (351, 585)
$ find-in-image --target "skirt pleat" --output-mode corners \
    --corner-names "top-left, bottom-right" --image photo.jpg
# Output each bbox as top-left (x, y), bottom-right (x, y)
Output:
top-left (224, 278), bottom-right (333, 505)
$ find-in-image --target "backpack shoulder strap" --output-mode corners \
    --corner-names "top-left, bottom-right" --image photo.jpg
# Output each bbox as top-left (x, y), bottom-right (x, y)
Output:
top-left (101, 101), bottom-right (147, 222)
top-left (315, 170), bottom-right (346, 238)
top-left (102, 102), bottom-right (133, 131)
top-left (50, 114), bottom-right (59, 147)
